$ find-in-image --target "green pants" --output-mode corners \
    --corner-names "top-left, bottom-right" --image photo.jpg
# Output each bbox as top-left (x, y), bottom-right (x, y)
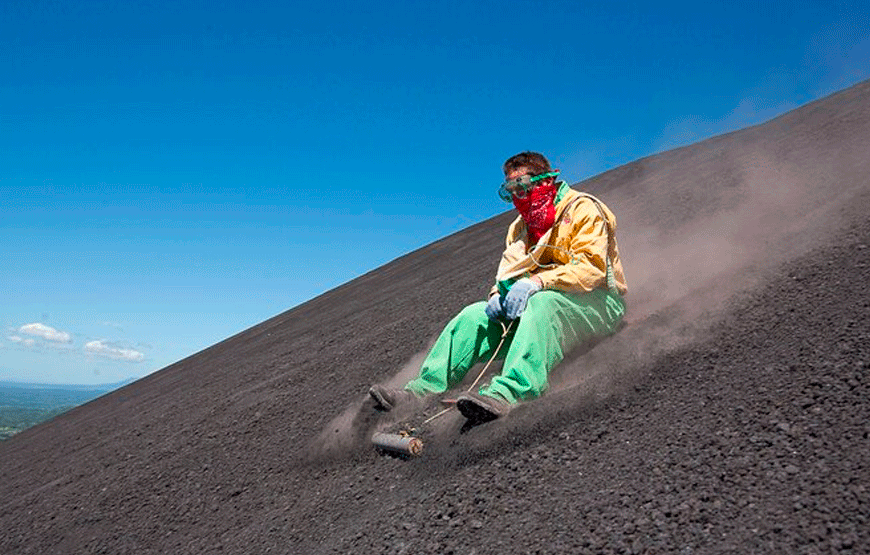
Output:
top-left (405, 288), bottom-right (626, 404)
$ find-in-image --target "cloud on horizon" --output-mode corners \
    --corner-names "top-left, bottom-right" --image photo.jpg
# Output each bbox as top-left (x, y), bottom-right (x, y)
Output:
top-left (18, 323), bottom-right (72, 343)
top-left (7, 335), bottom-right (37, 348)
top-left (84, 340), bottom-right (145, 362)
top-left (7, 322), bottom-right (148, 366)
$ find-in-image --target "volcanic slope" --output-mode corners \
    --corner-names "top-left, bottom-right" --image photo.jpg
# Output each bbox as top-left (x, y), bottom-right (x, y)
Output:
top-left (2, 78), bottom-right (870, 554)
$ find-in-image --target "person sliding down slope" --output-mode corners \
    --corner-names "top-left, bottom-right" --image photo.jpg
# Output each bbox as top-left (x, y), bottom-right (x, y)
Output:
top-left (370, 151), bottom-right (628, 424)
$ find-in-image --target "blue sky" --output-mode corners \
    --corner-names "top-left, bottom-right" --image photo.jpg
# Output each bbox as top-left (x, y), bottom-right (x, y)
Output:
top-left (2, 0), bottom-right (869, 385)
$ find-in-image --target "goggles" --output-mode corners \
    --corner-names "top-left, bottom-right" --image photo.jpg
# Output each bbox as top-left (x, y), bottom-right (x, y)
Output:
top-left (498, 170), bottom-right (560, 202)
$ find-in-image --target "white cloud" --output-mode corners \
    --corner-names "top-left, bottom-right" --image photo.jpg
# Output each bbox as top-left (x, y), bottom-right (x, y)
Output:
top-left (84, 340), bottom-right (145, 362)
top-left (18, 323), bottom-right (72, 343)
top-left (8, 335), bottom-right (37, 347)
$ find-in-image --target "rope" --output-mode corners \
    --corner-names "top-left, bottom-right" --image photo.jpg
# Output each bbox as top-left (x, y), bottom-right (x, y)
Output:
top-left (527, 242), bottom-right (578, 268)
top-left (420, 319), bottom-right (515, 426)
top-left (467, 319), bottom-right (514, 391)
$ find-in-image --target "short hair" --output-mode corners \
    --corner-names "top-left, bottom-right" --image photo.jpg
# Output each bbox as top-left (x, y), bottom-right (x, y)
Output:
top-left (503, 151), bottom-right (552, 176)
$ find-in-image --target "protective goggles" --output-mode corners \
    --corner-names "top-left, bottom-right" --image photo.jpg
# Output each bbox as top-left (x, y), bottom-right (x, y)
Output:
top-left (498, 170), bottom-right (560, 202)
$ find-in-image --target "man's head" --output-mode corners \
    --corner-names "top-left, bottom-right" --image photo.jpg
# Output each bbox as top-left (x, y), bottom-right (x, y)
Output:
top-left (503, 151), bottom-right (553, 179)
top-left (498, 151), bottom-right (559, 202)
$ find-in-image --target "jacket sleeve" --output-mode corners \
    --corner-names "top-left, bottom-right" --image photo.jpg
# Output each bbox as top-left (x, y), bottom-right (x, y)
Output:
top-left (489, 220), bottom-right (524, 298)
top-left (533, 200), bottom-right (611, 293)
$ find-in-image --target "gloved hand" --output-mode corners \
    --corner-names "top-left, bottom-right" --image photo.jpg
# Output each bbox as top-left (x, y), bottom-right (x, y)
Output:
top-left (504, 278), bottom-right (541, 320)
top-left (485, 294), bottom-right (505, 320)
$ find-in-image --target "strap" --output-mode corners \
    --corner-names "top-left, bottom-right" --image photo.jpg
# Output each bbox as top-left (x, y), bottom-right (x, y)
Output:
top-left (575, 193), bottom-right (618, 294)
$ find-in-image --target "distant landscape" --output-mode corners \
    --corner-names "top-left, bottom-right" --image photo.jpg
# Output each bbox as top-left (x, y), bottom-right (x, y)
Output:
top-left (0, 380), bottom-right (132, 440)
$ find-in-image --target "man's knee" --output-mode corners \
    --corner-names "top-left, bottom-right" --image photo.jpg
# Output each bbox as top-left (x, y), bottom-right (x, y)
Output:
top-left (457, 300), bottom-right (488, 319)
top-left (446, 300), bottom-right (490, 329)
top-left (524, 290), bottom-right (565, 314)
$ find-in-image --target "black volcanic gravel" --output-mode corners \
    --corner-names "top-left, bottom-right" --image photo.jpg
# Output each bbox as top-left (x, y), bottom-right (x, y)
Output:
top-left (2, 80), bottom-right (869, 555)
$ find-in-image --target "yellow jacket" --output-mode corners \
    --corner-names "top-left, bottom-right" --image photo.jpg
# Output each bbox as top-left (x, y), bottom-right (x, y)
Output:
top-left (492, 182), bottom-right (627, 297)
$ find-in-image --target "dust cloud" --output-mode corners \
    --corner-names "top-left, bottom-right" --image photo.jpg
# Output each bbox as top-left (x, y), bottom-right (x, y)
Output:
top-left (306, 347), bottom-right (434, 460)
top-left (549, 142), bottom-right (868, 397)
top-left (617, 147), bottom-right (862, 320)
top-left (618, 152), bottom-right (808, 320)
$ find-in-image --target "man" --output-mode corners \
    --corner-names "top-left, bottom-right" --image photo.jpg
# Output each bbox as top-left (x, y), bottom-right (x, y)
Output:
top-left (370, 151), bottom-right (627, 424)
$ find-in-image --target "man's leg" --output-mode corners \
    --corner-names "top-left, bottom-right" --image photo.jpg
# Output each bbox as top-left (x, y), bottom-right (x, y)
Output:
top-left (405, 301), bottom-right (511, 396)
top-left (480, 288), bottom-right (626, 404)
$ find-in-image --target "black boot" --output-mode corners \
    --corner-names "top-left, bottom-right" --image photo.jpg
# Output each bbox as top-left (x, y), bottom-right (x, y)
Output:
top-left (456, 392), bottom-right (511, 423)
top-left (368, 385), bottom-right (418, 412)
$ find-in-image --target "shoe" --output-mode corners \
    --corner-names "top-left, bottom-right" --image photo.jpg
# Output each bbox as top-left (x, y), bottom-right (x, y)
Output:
top-left (456, 393), bottom-right (511, 423)
top-left (369, 385), bottom-right (418, 412)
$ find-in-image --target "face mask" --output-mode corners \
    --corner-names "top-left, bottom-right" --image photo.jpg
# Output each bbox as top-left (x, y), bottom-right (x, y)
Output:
top-left (512, 181), bottom-right (558, 244)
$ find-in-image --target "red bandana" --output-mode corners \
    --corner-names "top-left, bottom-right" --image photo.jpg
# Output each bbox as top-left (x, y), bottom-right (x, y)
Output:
top-left (513, 182), bottom-right (558, 244)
